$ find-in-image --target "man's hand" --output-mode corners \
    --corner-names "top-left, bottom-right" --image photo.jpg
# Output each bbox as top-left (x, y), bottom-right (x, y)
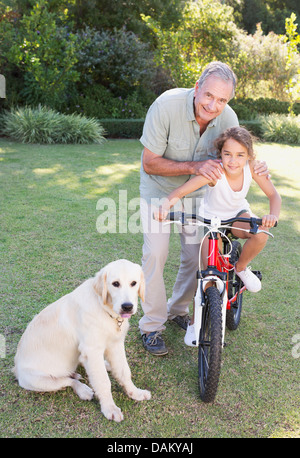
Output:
top-left (253, 160), bottom-right (270, 179)
top-left (143, 148), bottom-right (223, 180)
top-left (192, 159), bottom-right (223, 181)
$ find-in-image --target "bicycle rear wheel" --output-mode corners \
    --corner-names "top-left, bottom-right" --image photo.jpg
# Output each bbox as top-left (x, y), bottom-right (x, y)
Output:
top-left (226, 240), bottom-right (243, 331)
top-left (198, 286), bottom-right (223, 403)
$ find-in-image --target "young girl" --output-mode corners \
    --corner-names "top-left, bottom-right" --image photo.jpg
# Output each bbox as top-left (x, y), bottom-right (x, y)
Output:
top-left (155, 126), bottom-right (281, 346)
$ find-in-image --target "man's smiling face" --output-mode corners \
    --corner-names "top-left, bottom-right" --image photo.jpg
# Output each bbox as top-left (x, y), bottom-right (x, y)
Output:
top-left (193, 75), bottom-right (233, 128)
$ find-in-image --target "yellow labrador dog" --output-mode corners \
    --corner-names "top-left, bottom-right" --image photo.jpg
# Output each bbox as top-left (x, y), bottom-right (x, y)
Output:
top-left (13, 259), bottom-right (151, 422)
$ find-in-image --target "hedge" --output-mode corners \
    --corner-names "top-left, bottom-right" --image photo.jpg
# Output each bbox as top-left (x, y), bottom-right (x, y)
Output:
top-left (0, 106), bottom-right (297, 144)
top-left (100, 118), bottom-right (263, 139)
top-left (100, 118), bottom-right (144, 138)
top-left (230, 98), bottom-right (300, 120)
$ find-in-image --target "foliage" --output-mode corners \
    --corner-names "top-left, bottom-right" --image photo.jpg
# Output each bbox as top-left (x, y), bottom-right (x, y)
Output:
top-left (65, 84), bottom-right (150, 120)
top-left (74, 26), bottom-right (154, 97)
top-left (142, 1), bottom-right (300, 101)
top-left (258, 113), bottom-right (300, 143)
top-left (67, 0), bottom-right (185, 40)
top-left (230, 23), bottom-right (300, 100)
top-left (0, 3), bottom-right (155, 111)
top-left (1, 105), bottom-right (106, 144)
top-left (142, 0), bottom-right (238, 87)
top-left (0, 0), bottom-right (83, 108)
top-left (230, 97), bottom-right (300, 120)
top-left (283, 13), bottom-right (300, 114)
top-left (1, 0), bottom-right (300, 117)
top-left (98, 118), bottom-right (145, 138)
top-left (225, 0), bottom-right (300, 35)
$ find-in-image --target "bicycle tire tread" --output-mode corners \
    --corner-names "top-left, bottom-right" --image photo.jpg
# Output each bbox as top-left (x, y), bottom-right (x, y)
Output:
top-left (198, 286), bottom-right (223, 403)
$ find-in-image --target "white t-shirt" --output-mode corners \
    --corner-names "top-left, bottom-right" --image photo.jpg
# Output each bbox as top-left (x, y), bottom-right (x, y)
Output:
top-left (199, 161), bottom-right (252, 219)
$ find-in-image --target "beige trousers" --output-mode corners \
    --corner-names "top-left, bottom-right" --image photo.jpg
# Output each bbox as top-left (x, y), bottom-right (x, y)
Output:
top-left (139, 200), bottom-right (202, 334)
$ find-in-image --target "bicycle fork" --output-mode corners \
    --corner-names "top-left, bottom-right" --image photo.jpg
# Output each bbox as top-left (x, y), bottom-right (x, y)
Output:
top-left (194, 275), bottom-right (227, 347)
top-left (194, 231), bottom-right (227, 347)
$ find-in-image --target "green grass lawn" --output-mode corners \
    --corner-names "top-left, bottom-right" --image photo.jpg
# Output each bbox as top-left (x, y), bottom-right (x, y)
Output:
top-left (0, 138), bottom-right (299, 438)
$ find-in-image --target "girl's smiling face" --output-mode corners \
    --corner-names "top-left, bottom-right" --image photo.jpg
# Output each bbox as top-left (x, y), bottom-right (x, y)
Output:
top-left (221, 138), bottom-right (249, 176)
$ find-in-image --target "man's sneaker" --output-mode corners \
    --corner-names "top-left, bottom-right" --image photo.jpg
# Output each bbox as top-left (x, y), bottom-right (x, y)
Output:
top-left (171, 314), bottom-right (190, 330)
top-left (235, 266), bottom-right (261, 293)
top-left (142, 331), bottom-right (168, 356)
top-left (184, 324), bottom-right (197, 347)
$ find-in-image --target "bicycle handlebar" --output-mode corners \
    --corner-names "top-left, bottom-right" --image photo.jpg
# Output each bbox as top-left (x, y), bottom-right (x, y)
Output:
top-left (165, 211), bottom-right (277, 231)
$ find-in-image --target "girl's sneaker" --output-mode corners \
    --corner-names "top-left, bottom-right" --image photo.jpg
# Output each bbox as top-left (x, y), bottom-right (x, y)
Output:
top-left (184, 324), bottom-right (197, 347)
top-left (235, 266), bottom-right (261, 293)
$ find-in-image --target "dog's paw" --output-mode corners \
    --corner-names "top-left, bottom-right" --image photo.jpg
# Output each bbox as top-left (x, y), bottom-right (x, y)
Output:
top-left (104, 360), bottom-right (112, 371)
top-left (129, 388), bottom-right (151, 401)
top-left (102, 404), bottom-right (124, 422)
top-left (74, 381), bottom-right (94, 401)
top-left (71, 372), bottom-right (82, 380)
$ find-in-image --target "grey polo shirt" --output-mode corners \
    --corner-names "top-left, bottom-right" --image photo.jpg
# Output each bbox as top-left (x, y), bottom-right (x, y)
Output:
top-left (140, 87), bottom-right (239, 205)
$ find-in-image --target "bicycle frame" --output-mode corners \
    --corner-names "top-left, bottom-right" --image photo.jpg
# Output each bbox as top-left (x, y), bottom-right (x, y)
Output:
top-left (159, 210), bottom-right (276, 402)
top-left (161, 211), bottom-right (275, 347)
top-left (205, 233), bottom-right (247, 310)
top-left (195, 230), bottom-right (247, 346)
top-left (194, 231), bottom-right (230, 347)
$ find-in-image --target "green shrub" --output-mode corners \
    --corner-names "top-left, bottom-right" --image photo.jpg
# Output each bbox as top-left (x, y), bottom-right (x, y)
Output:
top-left (75, 26), bottom-right (154, 97)
top-left (1, 105), bottom-right (106, 144)
top-left (239, 120), bottom-right (263, 138)
top-left (99, 119), bottom-right (144, 138)
top-left (67, 85), bottom-right (149, 120)
top-left (230, 98), bottom-right (300, 120)
top-left (0, 1), bottom-right (82, 108)
top-left (258, 114), bottom-right (300, 144)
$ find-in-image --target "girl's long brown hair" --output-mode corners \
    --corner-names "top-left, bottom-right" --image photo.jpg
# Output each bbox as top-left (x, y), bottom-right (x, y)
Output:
top-left (214, 126), bottom-right (256, 160)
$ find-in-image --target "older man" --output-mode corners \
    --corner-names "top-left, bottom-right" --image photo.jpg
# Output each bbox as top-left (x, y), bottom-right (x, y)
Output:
top-left (139, 61), bottom-right (266, 355)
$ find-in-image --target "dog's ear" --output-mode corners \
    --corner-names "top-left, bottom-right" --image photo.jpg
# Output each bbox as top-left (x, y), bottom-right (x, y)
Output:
top-left (138, 270), bottom-right (145, 303)
top-left (93, 269), bottom-right (108, 304)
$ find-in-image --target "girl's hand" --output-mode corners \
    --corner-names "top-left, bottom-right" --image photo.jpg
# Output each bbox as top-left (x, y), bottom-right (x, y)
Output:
top-left (262, 214), bottom-right (278, 228)
top-left (153, 206), bottom-right (169, 222)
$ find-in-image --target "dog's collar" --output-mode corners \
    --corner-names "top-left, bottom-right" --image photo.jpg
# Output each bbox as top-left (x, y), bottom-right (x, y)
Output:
top-left (104, 307), bottom-right (124, 331)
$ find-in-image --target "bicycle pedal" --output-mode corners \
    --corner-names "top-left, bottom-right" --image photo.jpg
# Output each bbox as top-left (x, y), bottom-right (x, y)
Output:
top-left (252, 270), bottom-right (262, 281)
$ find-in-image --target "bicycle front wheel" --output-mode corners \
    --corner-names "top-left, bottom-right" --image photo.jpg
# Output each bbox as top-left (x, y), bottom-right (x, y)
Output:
top-left (198, 286), bottom-right (223, 403)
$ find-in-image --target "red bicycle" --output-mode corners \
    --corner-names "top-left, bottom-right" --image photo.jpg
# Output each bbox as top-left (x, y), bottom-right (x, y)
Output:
top-left (166, 211), bottom-right (276, 402)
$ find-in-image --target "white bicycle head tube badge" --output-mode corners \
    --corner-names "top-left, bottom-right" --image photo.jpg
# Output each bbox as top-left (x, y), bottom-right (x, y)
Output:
top-left (211, 216), bottom-right (221, 229)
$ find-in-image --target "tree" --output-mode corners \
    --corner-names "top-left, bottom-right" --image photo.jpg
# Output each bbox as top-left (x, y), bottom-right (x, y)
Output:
top-left (0, 0), bottom-right (82, 107)
top-left (75, 26), bottom-right (154, 96)
top-left (225, 0), bottom-right (300, 34)
top-left (21, 0), bottom-right (185, 41)
top-left (142, 0), bottom-right (238, 88)
top-left (283, 12), bottom-right (300, 113)
top-left (230, 24), bottom-right (293, 99)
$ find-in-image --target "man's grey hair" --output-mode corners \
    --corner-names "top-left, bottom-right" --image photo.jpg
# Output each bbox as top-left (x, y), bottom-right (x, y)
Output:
top-left (197, 61), bottom-right (237, 99)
